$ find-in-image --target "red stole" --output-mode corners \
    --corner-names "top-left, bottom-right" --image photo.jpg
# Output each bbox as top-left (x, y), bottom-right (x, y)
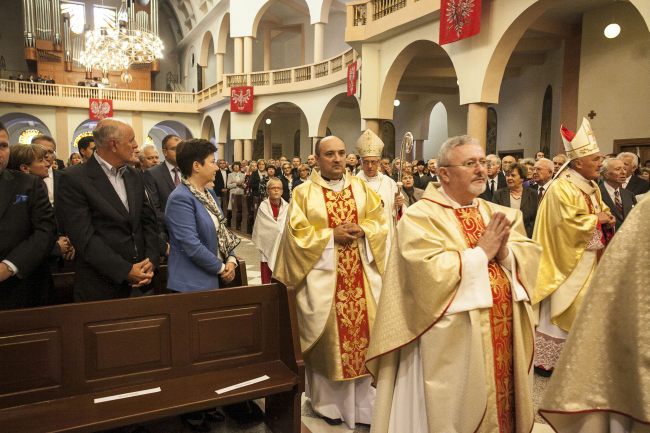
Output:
top-left (270, 201), bottom-right (281, 220)
top-left (322, 185), bottom-right (371, 379)
top-left (453, 207), bottom-right (515, 433)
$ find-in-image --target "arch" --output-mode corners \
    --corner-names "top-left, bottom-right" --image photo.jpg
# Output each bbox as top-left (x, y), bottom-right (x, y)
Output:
top-left (317, 93), bottom-right (360, 137)
top-left (198, 30), bottom-right (216, 67)
top-left (0, 112), bottom-right (52, 145)
top-left (200, 115), bottom-right (216, 142)
top-left (481, 0), bottom-right (650, 103)
top-left (216, 13), bottom-right (230, 55)
top-left (252, 102), bottom-right (309, 158)
top-left (315, 0), bottom-right (334, 24)
top-left (378, 40), bottom-right (457, 121)
top-left (147, 120), bottom-right (193, 150)
top-left (217, 110), bottom-right (231, 144)
top-left (71, 119), bottom-right (99, 153)
top-left (251, 0), bottom-right (311, 37)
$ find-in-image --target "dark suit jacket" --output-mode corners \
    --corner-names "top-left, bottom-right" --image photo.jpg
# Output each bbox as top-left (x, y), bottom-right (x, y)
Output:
top-left (492, 186), bottom-right (538, 238)
top-left (144, 162), bottom-right (176, 220)
top-left (480, 172), bottom-right (507, 201)
top-left (415, 173), bottom-right (437, 189)
top-left (56, 155), bottom-right (160, 302)
top-left (599, 183), bottom-right (636, 230)
top-left (143, 162), bottom-right (177, 252)
top-left (0, 170), bottom-right (57, 309)
top-left (214, 169), bottom-right (231, 194)
top-left (280, 175), bottom-right (299, 202)
top-left (625, 175), bottom-right (649, 196)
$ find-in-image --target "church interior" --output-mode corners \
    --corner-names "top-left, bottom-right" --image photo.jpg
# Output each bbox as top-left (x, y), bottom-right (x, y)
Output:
top-left (0, 0), bottom-right (648, 432)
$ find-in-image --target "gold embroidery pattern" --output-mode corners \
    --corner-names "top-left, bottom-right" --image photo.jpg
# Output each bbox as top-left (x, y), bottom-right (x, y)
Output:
top-left (454, 207), bottom-right (515, 433)
top-left (323, 186), bottom-right (370, 379)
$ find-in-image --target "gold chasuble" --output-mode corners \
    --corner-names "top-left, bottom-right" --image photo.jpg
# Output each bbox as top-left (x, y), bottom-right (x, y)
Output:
top-left (533, 168), bottom-right (610, 331)
top-left (274, 170), bottom-right (387, 381)
top-left (539, 195), bottom-right (650, 433)
top-left (367, 185), bottom-right (540, 433)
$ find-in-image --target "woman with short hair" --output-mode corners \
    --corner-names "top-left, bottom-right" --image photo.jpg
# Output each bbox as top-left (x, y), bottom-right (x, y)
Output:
top-left (492, 162), bottom-right (538, 237)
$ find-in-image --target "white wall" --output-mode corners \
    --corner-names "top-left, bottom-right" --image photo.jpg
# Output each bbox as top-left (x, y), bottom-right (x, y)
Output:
top-left (323, 11), bottom-right (349, 59)
top-left (423, 102), bottom-right (449, 159)
top-left (492, 42), bottom-right (564, 157)
top-left (205, 39), bottom-right (217, 87)
top-left (577, 2), bottom-right (650, 153)
top-left (327, 103), bottom-right (362, 152)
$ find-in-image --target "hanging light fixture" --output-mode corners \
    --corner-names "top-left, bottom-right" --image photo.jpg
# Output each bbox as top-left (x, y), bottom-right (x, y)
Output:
top-left (603, 23), bottom-right (621, 38)
top-left (603, 0), bottom-right (622, 39)
top-left (79, 0), bottom-right (164, 81)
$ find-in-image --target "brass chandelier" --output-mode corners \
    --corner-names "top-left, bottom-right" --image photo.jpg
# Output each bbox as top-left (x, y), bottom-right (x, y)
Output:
top-left (79, 0), bottom-right (163, 81)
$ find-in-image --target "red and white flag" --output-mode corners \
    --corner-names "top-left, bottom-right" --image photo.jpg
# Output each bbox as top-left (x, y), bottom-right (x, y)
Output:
top-left (439, 0), bottom-right (482, 45)
top-left (89, 99), bottom-right (113, 120)
top-left (230, 86), bottom-right (254, 113)
top-left (347, 62), bottom-right (357, 96)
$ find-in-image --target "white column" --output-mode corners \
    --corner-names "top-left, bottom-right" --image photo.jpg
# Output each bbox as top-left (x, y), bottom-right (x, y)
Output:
top-left (216, 53), bottom-right (224, 83)
top-left (313, 22), bottom-right (325, 62)
top-left (234, 37), bottom-right (243, 74)
top-left (243, 139), bottom-right (253, 160)
top-left (467, 103), bottom-right (488, 149)
top-left (243, 36), bottom-right (253, 73)
top-left (264, 124), bottom-right (272, 159)
top-left (217, 142), bottom-right (225, 160)
top-left (233, 139), bottom-right (243, 161)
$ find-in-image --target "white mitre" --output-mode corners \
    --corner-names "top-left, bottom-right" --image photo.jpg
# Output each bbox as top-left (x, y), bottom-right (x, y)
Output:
top-left (356, 129), bottom-right (384, 158)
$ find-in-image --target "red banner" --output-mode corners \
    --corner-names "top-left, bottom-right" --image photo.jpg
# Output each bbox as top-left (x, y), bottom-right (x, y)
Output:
top-left (89, 99), bottom-right (113, 120)
top-left (439, 0), bottom-right (482, 45)
top-left (347, 61), bottom-right (357, 96)
top-left (230, 86), bottom-right (254, 113)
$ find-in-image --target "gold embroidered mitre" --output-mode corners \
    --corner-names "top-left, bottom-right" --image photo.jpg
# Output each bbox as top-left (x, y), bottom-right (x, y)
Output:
top-left (356, 129), bottom-right (384, 158)
top-left (560, 117), bottom-right (600, 160)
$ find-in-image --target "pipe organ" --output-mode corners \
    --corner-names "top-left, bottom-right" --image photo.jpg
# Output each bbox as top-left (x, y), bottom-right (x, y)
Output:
top-left (21, 0), bottom-right (161, 89)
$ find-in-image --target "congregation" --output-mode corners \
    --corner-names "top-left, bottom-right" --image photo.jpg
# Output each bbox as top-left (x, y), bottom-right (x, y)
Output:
top-left (0, 115), bottom-right (649, 433)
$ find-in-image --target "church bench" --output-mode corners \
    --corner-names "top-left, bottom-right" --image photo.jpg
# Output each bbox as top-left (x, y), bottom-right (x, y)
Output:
top-left (0, 281), bottom-right (304, 433)
top-left (53, 259), bottom-right (249, 300)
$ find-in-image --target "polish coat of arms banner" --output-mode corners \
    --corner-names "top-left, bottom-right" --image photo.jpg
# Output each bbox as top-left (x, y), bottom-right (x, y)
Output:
top-left (89, 99), bottom-right (114, 120)
top-left (230, 86), bottom-right (254, 113)
top-left (439, 0), bottom-right (482, 45)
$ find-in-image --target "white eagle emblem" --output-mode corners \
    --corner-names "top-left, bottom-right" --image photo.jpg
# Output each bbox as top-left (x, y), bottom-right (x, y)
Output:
top-left (90, 100), bottom-right (112, 120)
top-left (231, 88), bottom-right (252, 111)
top-left (446, 0), bottom-right (475, 36)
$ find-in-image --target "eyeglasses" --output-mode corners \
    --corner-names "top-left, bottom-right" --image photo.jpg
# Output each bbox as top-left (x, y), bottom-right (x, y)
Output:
top-left (362, 160), bottom-right (380, 166)
top-left (442, 159), bottom-right (488, 169)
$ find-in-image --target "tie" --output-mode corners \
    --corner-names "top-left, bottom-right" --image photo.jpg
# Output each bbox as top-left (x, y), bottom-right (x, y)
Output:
top-left (173, 168), bottom-right (180, 186)
top-left (537, 186), bottom-right (544, 203)
top-left (490, 179), bottom-right (495, 194)
top-left (614, 189), bottom-right (623, 215)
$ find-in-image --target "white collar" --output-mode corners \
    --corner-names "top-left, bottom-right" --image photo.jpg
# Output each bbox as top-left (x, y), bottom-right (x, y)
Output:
top-left (603, 181), bottom-right (619, 196)
top-left (164, 160), bottom-right (177, 173)
top-left (439, 185), bottom-right (478, 209)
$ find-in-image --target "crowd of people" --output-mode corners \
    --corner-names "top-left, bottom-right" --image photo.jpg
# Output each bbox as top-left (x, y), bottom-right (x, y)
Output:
top-left (0, 115), bottom-right (649, 432)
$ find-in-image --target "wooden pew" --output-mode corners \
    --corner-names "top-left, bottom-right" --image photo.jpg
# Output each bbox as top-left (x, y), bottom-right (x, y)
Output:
top-left (54, 260), bottom-right (248, 300)
top-left (0, 281), bottom-right (304, 433)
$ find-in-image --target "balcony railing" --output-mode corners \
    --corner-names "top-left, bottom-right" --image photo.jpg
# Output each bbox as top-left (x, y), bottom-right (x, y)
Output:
top-left (215, 49), bottom-right (356, 96)
top-left (0, 79), bottom-right (196, 111)
top-left (1, 49), bottom-right (358, 111)
top-left (373, 0), bottom-right (407, 21)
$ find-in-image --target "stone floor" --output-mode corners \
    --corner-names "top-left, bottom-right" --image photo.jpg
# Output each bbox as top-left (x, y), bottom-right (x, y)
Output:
top-left (107, 233), bottom-right (556, 433)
